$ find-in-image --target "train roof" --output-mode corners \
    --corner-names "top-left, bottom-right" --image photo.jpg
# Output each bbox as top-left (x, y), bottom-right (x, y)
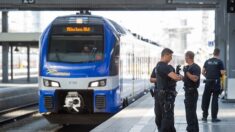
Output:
top-left (51, 14), bottom-right (162, 47)
top-left (52, 14), bottom-right (105, 25)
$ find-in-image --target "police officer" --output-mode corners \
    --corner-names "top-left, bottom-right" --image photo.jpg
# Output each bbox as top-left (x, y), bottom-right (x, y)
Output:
top-left (150, 64), bottom-right (175, 130)
top-left (201, 48), bottom-right (225, 122)
top-left (155, 48), bottom-right (183, 132)
top-left (183, 51), bottom-right (201, 132)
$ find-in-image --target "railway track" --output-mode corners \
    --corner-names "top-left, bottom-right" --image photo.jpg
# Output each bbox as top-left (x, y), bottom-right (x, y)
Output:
top-left (0, 103), bottom-right (38, 126)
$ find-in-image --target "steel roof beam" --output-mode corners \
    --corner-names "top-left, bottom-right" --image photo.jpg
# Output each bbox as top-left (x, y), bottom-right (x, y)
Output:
top-left (0, 0), bottom-right (216, 11)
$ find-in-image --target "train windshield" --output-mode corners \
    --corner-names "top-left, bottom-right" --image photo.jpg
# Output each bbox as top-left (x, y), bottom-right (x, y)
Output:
top-left (47, 25), bottom-right (104, 63)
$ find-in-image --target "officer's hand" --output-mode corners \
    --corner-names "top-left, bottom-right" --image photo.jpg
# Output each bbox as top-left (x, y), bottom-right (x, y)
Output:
top-left (178, 74), bottom-right (183, 81)
top-left (183, 66), bottom-right (189, 73)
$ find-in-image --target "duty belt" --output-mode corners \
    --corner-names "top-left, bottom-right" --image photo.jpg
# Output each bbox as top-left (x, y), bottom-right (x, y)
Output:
top-left (203, 79), bottom-right (220, 84)
top-left (159, 89), bottom-right (178, 96)
top-left (183, 87), bottom-right (197, 91)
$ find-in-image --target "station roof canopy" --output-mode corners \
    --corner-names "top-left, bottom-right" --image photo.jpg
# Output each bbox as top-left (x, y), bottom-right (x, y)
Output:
top-left (0, 0), bottom-right (216, 10)
top-left (0, 33), bottom-right (41, 47)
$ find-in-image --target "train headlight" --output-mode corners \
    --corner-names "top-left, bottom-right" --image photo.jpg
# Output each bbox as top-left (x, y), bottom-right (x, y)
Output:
top-left (90, 81), bottom-right (99, 87)
top-left (43, 79), bottom-right (61, 87)
top-left (89, 79), bottom-right (106, 87)
top-left (51, 81), bottom-right (60, 87)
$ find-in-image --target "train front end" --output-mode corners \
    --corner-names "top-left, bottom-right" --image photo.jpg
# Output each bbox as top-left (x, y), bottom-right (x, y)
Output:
top-left (38, 15), bottom-right (121, 124)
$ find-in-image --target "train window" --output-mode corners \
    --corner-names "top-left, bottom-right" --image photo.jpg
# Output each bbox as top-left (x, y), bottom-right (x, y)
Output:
top-left (109, 20), bottom-right (126, 34)
top-left (128, 53), bottom-right (131, 74)
top-left (109, 43), bottom-right (120, 76)
top-left (47, 35), bottom-right (104, 63)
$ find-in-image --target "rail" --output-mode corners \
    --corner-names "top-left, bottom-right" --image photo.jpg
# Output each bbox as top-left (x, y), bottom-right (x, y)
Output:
top-left (0, 103), bottom-right (38, 126)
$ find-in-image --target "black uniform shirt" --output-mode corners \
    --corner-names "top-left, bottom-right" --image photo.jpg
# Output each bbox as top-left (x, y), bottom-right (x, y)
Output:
top-left (151, 67), bottom-right (157, 87)
top-left (203, 58), bottom-right (224, 79)
top-left (156, 62), bottom-right (174, 90)
top-left (168, 65), bottom-right (177, 89)
top-left (184, 63), bottom-right (201, 88)
top-left (151, 67), bottom-right (156, 79)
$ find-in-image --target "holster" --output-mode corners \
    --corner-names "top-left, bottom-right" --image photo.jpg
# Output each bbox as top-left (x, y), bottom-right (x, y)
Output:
top-left (150, 88), bottom-right (154, 97)
top-left (164, 100), bottom-right (173, 113)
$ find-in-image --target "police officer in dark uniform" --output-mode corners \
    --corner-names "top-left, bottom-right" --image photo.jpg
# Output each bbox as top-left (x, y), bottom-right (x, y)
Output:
top-left (183, 51), bottom-right (201, 132)
top-left (150, 64), bottom-right (176, 130)
top-left (155, 48), bottom-right (183, 132)
top-left (201, 48), bottom-right (225, 122)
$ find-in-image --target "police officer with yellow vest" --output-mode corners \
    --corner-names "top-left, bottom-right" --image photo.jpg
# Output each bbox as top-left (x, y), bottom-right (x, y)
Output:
top-left (183, 51), bottom-right (201, 132)
top-left (201, 48), bottom-right (225, 122)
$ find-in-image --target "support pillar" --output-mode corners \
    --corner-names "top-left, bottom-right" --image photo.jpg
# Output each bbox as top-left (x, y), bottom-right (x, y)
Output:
top-left (2, 11), bottom-right (9, 83)
top-left (27, 45), bottom-right (30, 82)
top-left (216, 0), bottom-right (235, 100)
top-left (10, 45), bottom-right (13, 80)
top-left (215, 0), bottom-right (227, 65)
top-left (226, 13), bottom-right (235, 100)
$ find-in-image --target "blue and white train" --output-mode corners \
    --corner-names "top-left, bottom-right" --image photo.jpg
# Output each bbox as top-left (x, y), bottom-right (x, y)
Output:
top-left (39, 13), bottom-right (182, 125)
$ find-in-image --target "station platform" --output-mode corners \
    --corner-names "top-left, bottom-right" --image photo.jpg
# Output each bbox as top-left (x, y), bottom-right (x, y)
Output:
top-left (0, 77), bottom-right (38, 112)
top-left (92, 82), bottom-right (235, 132)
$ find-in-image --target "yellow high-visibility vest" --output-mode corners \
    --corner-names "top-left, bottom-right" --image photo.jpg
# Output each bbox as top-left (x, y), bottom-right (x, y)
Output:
top-left (220, 74), bottom-right (226, 89)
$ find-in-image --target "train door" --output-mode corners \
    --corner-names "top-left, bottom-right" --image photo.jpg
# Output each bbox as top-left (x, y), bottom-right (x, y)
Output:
top-left (119, 39), bottom-right (134, 105)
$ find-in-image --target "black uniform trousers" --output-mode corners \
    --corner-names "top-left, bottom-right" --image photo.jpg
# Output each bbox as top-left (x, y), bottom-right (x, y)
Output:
top-left (201, 80), bottom-right (220, 119)
top-left (184, 88), bottom-right (199, 132)
top-left (154, 89), bottom-right (176, 132)
top-left (154, 89), bottom-right (162, 130)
